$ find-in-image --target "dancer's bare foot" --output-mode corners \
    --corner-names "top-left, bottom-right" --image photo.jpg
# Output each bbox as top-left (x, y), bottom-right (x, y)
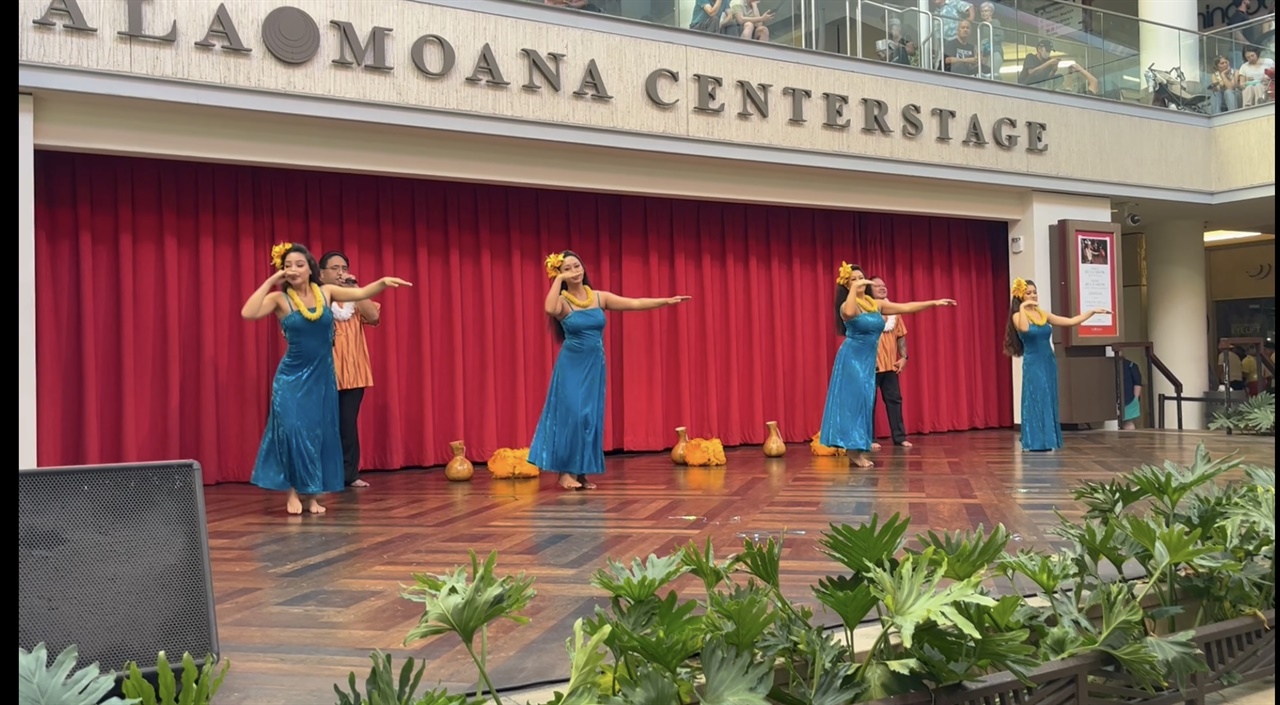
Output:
top-left (851, 451), bottom-right (875, 469)
top-left (899, 440), bottom-right (913, 448)
top-left (286, 490), bottom-right (303, 515)
top-left (871, 442), bottom-right (883, 451)
top-left (576, 475), bottom-right (597, 490)
top-left (350, 479), bottom-right (369, 488)
top-left (307, 499), bottom-right (326, 514)
top-left (558, 473), bottom-right (582, 490)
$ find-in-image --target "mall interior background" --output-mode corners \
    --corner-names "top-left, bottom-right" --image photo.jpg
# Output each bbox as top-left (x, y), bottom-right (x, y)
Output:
top-left (16, 0), bottom-right (1277, 474)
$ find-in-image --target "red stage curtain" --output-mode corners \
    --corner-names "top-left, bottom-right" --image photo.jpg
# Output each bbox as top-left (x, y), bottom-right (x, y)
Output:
top-left (34, 152), bottom-right (1012, 484)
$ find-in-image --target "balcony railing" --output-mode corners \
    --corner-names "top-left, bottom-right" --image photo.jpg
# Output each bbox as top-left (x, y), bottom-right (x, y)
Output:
top-left (516, 0), bottom-right (1276, 115)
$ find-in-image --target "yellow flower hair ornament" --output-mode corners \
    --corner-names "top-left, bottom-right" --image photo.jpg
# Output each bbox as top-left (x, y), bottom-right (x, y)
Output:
top-left (270, 242), bottom-right (293, 270)
top-left (1011, 278), bottom-right (1028, 300)
top-left (836, 262), bottom-right (855, 287)
top-left (545, 252), bottom-right (566, 280)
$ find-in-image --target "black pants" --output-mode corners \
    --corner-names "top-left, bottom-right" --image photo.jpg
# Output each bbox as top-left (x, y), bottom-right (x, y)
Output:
top-left (875, 371), bottom-right (907, 445)
top-left (338, 388), bottom-right (366, 486)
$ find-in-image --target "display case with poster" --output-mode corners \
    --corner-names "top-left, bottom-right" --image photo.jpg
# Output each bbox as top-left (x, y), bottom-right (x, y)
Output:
top-left (1052, 219), bottom-right (1123, 348)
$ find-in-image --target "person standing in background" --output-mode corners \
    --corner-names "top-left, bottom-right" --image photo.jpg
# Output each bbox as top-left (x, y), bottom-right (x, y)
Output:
top-left (319, 251), bottom-right (381, 489)
top-left (1121, 357), bottom-right (1143, 430)
top-left (869, 277), bottom-right (913, 450)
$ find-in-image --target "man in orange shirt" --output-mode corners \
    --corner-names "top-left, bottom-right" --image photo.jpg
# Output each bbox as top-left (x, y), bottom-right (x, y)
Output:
top-left (870, 276), bottom-right (912, 450)
top-left (319, 251), bottom-right (381, 488)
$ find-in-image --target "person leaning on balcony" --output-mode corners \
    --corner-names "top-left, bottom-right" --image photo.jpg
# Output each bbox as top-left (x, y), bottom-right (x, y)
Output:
top-left (1239, 46), bottom-right (1275, 107)
top-left (690, 0), bottom-right (728, 33)
top-left (1019, 39), bottom-right (1062, 87)
top-left (1210, 55), bottom-right (1242, 113)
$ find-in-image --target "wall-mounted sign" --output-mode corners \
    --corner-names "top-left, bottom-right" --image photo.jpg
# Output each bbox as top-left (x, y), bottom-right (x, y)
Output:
top-left (1074, 230), bottom-right (1118, 338)
top-left (27, 0), bottom-right (1050, 153)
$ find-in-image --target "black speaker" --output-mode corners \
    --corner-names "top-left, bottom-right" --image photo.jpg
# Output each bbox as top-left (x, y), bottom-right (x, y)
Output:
top-left (18, 460), bottom-right (220, 674)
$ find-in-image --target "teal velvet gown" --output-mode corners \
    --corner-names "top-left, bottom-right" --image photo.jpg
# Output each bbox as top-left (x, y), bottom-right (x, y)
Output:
top-left (250, 293), bottom-right (345, 494)
top-left (528, 304), bottom-right (608, 477)
top-left (1018, 321), bottom-right (1063, 451)
top-left (819, 311), bottom-right (884, 452)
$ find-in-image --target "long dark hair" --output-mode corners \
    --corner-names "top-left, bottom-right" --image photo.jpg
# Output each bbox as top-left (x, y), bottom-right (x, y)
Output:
top-left (548, 250), bottom-right (594, 342)
top-left (277, 244), bottom-right (323, 291)
top-left (1002, 278), bottom-right (1034, 358)
top-left (833, 264), bottom-right (872, 336)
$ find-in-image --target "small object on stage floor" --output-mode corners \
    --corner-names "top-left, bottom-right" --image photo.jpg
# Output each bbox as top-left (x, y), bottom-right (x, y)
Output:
top-left (671, 426), bottom-right (689, 465)
top-left (444, 440), bottom-right (474, 482)
top-left (763, 420), bottom-right (787, 457)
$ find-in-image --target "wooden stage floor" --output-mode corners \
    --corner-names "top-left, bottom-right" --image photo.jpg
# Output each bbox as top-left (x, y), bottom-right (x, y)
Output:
top-left (204, 429), bottom-right (1275, 705)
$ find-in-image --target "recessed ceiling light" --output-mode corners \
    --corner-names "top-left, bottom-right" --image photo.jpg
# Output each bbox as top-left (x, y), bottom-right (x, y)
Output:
top-left (1203, 230), bottom-right (1264, 242)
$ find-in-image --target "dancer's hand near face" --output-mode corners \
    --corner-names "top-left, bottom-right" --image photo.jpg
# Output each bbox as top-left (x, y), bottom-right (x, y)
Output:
top-left (267, 269), bottom-right (287, 286)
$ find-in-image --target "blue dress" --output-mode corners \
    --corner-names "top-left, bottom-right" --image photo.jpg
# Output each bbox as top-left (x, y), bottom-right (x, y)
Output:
top-left (250, 293), bottom-right (345, 494)
top-left (820, 310), bottom-right (884, 452)
top-left (1018, 321), bottom-right (1063, 451)
top-left (528, 303), bottom-right (608, 477)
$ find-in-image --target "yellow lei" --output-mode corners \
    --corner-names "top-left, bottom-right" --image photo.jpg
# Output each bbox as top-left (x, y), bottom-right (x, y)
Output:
top-left (855, 295), bottom-right (879, 313)
top-left (1025, 307), bottom-right (1047, 326)
top-left (286, 283), bottom-right (326, 322)
top-left (561, 286), bottom-right (594, 309)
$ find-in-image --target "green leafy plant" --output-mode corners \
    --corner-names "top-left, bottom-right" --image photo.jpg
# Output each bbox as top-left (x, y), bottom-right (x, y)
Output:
top-left (19, 643), bottom-right (139, 705)
top-left (400, 550), bottom-right (536, 705)
top-left (1210, 391), bottom-right (1276, 435)
top-left (333, 652), bottom-right (465, 705)
top-left (119, 651), bottom-right (229, 705)
top-left (332, 444), bottom-right (1273, 704)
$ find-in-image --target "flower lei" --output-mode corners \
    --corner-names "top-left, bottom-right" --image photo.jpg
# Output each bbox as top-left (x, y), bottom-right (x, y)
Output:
top-left (562, 287), bottom-right (594, 309)
top-left (270, 242), bottom-right (293, 270)
top-left (545, 252), bottom-right (565, 280)
top-left (331, 302), bottom-right (356, 321)
top-left (287, 283), bottom-right (326, 322)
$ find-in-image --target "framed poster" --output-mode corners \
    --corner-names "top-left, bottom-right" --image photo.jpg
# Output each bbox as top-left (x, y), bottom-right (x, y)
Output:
top-left (1053, 220), bottom-right (1123, 347)
top-left (1074, 230), bottom-right (1118, 337)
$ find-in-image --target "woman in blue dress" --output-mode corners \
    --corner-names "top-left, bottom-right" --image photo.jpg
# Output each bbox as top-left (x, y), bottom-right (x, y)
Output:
top-left (240, 243), bottom-right (411, 515)
top-left (530, 251), bottom-right (690, 491)
top-left (1003, 278), bottom-right (1109, 452)
top-left (820, 263), bottom-right (957, 469)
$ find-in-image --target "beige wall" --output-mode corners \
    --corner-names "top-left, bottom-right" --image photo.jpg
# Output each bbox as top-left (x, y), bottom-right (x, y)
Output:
top-left (18, 0), bottom-right (1254, 195)
top-left (1211, 112), bottom-right (1278, 193)
top-left (1208, 241), bottom-right (1278, 301)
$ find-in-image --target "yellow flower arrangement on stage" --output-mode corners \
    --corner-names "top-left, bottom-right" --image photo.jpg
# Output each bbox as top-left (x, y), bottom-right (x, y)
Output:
top-left (486, 447), bottom-right (540, 479)
top-left (545, 252), bottom-right (565, 279)
top-left (286, 284), bottom-right (326, 322)
top-left (836, 261), bottom-right (855, 287)
top-left (270, 242), bottom-right (293, 270)
top-left (1011, 278), bottom-right (1028, 300)
top-left (684, 437), bottom-right (726, 467)
top-left (809, 433), bottom-right (847, 457)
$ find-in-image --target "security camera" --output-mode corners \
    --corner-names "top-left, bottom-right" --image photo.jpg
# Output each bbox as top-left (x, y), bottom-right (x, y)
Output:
top-left (1124, 213), bottom-right (1142, 227)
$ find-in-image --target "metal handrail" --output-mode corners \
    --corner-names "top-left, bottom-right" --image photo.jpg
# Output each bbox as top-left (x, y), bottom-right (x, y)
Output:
top-left (852, 0), bottom-right (938, 68)
top-left (852, 0), bottom-right (896, 61)
top-left (976, 20), bottom-right (995, 80)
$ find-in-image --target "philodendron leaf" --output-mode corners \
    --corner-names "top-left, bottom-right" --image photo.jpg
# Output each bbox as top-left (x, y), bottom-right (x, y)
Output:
top-left (607, 665), bottom-right (681, 705)
top-left (1143, 631), bottom-right (1208, 690)
top-left (564, 619), bottom-right (611, 696)
top-left (402, 550), bottom-right (537, 646)
top-left (820, 513), bottom-right (910, 575)
top-left (592, 553), bottom-right (688, 605)
top-left (695, 638), bottom-right (772, 705)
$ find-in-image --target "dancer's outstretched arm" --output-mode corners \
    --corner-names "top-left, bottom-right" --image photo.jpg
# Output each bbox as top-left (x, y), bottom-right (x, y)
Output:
top-left (599, 292), bottom-right (691, 311)
top-left (1046, 307), bottom-right (1109, 327)
top-left (325, 277), bottom-right (413, 302)
top-left (881, 298), bottom-right (957, 315)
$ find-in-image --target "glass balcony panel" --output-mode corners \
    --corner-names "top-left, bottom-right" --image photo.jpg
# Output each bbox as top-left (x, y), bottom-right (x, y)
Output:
top-left (510, 0), bottom-right (1275, 113)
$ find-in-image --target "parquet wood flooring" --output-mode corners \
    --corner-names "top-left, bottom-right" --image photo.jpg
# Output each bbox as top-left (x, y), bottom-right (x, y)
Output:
top-left (204, 430), bottom-right (1275, 705)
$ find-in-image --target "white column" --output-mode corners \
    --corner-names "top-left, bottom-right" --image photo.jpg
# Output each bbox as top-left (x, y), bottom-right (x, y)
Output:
top-left (1137, 0), bottom-right (1200, 81)
top-left (1146, 220), bottom-right (1210, 430)
top-left (1006, 191), bottom-right (1113, 424)
top-left (19, 94), bottom-right (38, 468)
